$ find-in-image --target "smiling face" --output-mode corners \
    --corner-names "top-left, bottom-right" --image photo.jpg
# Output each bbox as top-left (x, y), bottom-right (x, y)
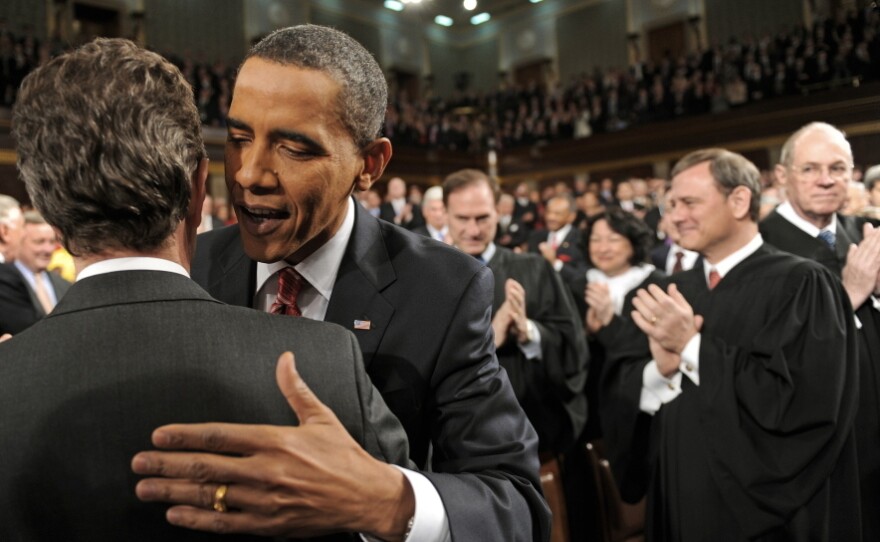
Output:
top-left (225, 58), bottom-right (381, 264)
top-left (18, 222), bottom-right (56, 273)
top-left (668, 161), bottom-right (741, 262)
top-left (588, 218), bottom-right (633, 277)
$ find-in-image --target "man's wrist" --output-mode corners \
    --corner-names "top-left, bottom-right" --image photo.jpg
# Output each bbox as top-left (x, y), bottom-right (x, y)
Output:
top-left (364, 463), bottom-right (415, 541)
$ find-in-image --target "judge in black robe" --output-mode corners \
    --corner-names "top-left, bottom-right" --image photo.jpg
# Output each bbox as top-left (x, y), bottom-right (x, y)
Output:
top-left (604, 149), bottom-right (860, 541)
top-left (761, 208), bottom-right (880, 539)
top-left (488, 245), bottom-right (588, 454)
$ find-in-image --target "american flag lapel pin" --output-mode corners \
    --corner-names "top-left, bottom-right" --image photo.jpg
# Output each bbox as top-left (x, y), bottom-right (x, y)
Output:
top-left (353, 319), bottom-right (371, 330)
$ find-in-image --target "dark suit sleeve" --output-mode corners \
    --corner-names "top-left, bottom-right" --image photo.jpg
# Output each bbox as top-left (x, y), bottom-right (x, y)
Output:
top-left (0, 265), bottom-right (39, 334)
top-left (420, 266), bottom-right (551, 542)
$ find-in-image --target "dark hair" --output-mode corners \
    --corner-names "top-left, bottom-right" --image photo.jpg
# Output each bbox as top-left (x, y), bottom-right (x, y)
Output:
top-left (586, 208), bottom-right (652, 266)
top-left (12, 38), bottom-right (205, 256)
top-left (670, 148), bottom-right (761, 221)
top-left (442, 169), bottom-right (500, 205)
top-left (247, 25), bottom-right (387, 149)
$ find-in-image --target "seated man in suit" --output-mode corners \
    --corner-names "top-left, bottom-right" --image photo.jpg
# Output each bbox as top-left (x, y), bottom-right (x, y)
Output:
top-left (1, 37), bottom-right (409, 541)
top-left (444, 169), bottom-right (588, 457)
top-left (528, 194), bottom-right (589, 287)
top-left (760, 121), bottom-right (880, 541)
top-left (0, 194), bottom-right (37, 335)
top-left (133, 24), bottom-right (548, 542)
top-left (12, 211), bottom-right (71, 317)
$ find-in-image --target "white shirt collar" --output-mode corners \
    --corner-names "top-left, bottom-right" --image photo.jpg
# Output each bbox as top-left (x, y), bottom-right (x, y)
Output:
top-left (76, 256), bottom-right (189, 282)
top-left (704, 233), bottom-right (763, 283)
top-left (426, 224), bottom-right (447, 241)
top-left (551, 224), bottom-right (572, 244)
top-left (775, 200), bottom-right (837, 237)
top-left (256, 196), bottom-right (355, 306)
top-left (480, 242), bottom-right (497, 263)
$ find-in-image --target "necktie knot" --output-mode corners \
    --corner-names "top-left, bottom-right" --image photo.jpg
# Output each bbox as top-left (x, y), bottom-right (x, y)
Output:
top-left (271, 267), bottom-right (304, 317)
top-left (817, 230), bottom-right (836, 250)
top-left (672, 251), bottom-right (685, 273)
top-left (708, 269), bottom-right (722, 290)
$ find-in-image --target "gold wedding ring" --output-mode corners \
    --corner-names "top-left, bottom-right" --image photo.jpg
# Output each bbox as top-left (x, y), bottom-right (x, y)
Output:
top-left (213, 484), bottom-right (229, 513)
top-left (650, 315), bottom-right (658, 324)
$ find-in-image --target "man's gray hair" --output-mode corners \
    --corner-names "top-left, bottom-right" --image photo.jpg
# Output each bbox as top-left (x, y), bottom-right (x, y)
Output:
top-left (12, 38), bottom-right (205, 256)
top-left (0, 195), bottom-right (20, 225)
top-left (248, 24), bottom-right (387, 149)
top-left (423, 186), bottom-right (443, 203)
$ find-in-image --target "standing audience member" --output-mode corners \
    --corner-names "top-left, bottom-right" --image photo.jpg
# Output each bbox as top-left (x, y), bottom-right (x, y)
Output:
top-left (0, 194), bottom-right (24, 263)
top-left (2, 36), bottom-right (409, 541)
top-left (604, 148), bottom-right (859, 541)
top-left (412, 185), bottom-right (448, 243)
top-left (0, 194), bottom-right (37, 334)
top-left (529, 194), bottom-right (589, 287)
top-left (146, 25), bottom-right (550, 542)
top-left (12, 211), bottom-right (70, 317)
top-left (761, 122), bottom-right (880, 541)
top-left (379, 177), bottom-right (424, 230)
top-left (444, 168), bottom-right (588, 456)
top-left (495, 193), bottom-right (528, 250)
top-left (650, 200), bottom-right (701, 274)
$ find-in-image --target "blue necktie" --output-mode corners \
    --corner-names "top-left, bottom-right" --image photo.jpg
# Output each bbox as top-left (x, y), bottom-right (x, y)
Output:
top-left (817, 230), bottom-right (836, 250)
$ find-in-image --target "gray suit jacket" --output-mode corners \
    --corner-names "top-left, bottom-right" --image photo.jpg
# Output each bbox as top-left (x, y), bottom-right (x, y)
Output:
top-left (0, 270), bottom-right (409, 541)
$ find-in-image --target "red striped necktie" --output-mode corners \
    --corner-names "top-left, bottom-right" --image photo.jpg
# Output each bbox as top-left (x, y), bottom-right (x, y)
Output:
top-left (270, 267), bottom-right (304, 317)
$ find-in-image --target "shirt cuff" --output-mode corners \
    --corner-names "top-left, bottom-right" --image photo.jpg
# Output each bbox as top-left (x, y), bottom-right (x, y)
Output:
top-left (517, 319), bottom-right (542, 360)
top-left (679, 333), bottom-right (701, 386)
top-left (397, 467), bottom-right (450, 542)
top-left (552, 259), bottom-right (563, 272)
top-left (639, 361), bottom-right (683, 415)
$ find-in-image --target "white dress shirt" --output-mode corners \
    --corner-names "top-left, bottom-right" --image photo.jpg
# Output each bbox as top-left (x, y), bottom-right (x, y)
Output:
top-left (639, 234), bottom-right (764, 414)
top-left (255, 198), bottom-right (450, 542)
top-left (14, 260), bottom-right (60, 306)
top-left (664, 243), bottom-right (700, 275)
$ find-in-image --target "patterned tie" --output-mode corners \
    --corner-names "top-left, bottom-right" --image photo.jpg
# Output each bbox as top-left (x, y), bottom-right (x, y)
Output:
top-left (817, 230), bottom-right (836, 250)
top-left (672, 251), bottom-right (684, 274)
top-left (708, 269), bottom-right (722, 290)
top-left (270, 267), bottom-right (304, 317)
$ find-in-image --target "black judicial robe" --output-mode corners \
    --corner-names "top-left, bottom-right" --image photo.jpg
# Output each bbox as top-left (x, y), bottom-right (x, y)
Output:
top-left (488, 246), bottom-right (589, 454)
top-left (761, 211), bottom-right (880, 541)
top-left (603, 245), bottom-right (860, 541)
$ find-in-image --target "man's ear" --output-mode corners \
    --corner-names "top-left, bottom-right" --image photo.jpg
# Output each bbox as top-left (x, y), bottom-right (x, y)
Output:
top-left (774, 163), bottom-right (788, 188)
top-left (357, 138), bottom-right (392, 192)
top-left (187, 157), bottom-right (209, 226)
top-left (728, 185), bottom-right (753, 220)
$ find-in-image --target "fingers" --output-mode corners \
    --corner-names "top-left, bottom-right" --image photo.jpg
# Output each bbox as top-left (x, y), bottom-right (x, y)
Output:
top-left (0, 333), bottom-right (11, 343)
top-left (132, 451), bottom-right (271, 486)
top-left (136, 478), bottom-right (288, 517)
top-left (694, 314), bottom-right (704, 331)
top-left (276, 352), bottom-right (332, 426)
top-left (163, 506), bottom-right (286, 537)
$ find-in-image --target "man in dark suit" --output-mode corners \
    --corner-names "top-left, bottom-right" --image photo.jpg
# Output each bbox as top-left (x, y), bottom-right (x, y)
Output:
top-left (495, 193), bottom-right (528, 249)
top-left (528, 194), bottom-right (589, 287)
top-left (410, 185), bottom-right (448, 242)
top-left (760, 121), bottom-right (880, 541)
top-left (443, 169), bottom-right (588, 456)
top-left (378, 176), bottom-right (424, 231)
top-left (0, 195), bottom-right (37, 335)
top-left (11, 211), bottom-right (70, 318)
top-left (1, 38), bottom-right (409, 541)
top-left (139, 25), bottom-right (549, 542)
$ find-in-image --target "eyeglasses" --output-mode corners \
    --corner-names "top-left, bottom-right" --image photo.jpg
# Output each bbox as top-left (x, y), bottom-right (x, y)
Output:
top-left (790, 162), bottom-right (852, 182)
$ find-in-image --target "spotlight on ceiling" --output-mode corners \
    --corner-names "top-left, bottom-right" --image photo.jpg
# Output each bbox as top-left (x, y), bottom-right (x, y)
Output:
top-left (463, 0), bottom-right (477, 11)
top-left (384, 0), bottom-right (404, 11)
top-left (434, 15), bottom-right (454, 27)
top-left (530, 0), bottom-right (544, 3)
top-left (470, 12), bottom-right (490, 25)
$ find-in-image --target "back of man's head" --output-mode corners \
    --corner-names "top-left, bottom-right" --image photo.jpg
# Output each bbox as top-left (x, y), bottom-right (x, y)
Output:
top-left (247, 24), bottom-right (386, 149)
top-left (12, 38), bottom-right (205, 257)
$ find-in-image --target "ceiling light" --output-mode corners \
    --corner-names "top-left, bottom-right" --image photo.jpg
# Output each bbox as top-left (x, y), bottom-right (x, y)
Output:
top-left (463, 0), bottom-right (477, 10)
top-left (530, 0), bottom-right (544, 3)
top-left (384, 0), bottom-right (404, 11)
top-left (470, 12), bottom-right (490, 25)
top-left (434, 15), bottom-right (454, 27)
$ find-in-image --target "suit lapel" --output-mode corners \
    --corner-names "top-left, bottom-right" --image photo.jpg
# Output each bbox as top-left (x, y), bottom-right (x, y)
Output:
top-left (325, 201), bottom-right (395, 367)
top-left (210, 228), bottom-right (256, 307)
